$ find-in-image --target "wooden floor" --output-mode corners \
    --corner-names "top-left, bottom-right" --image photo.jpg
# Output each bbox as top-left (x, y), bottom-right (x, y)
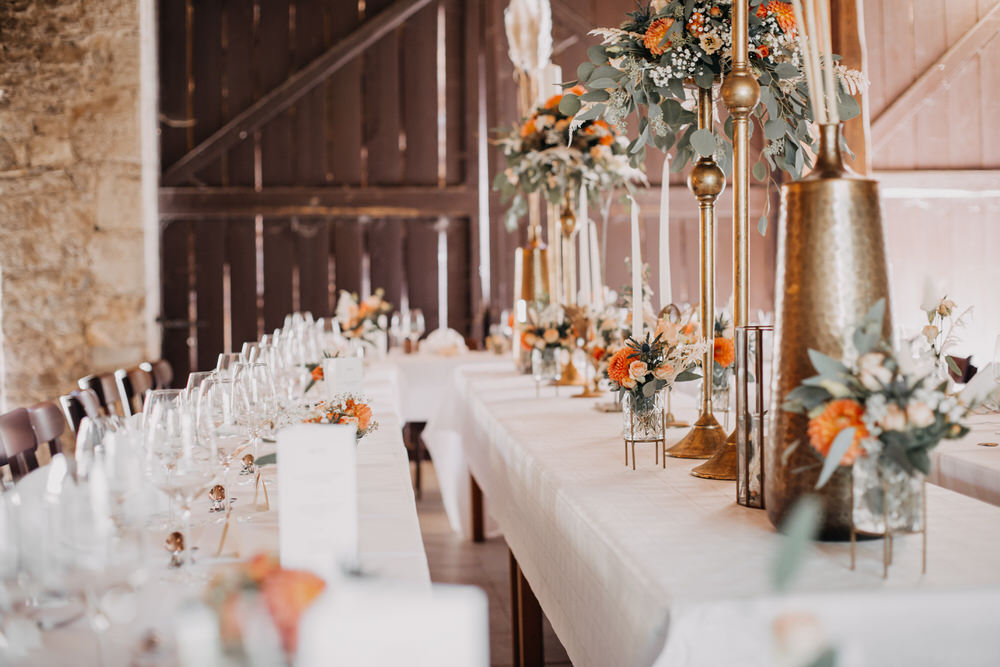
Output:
top-left (416, 462), bottom-right (573, 667)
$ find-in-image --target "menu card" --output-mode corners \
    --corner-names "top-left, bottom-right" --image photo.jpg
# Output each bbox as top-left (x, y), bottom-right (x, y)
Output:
top-left (278, 423), bottom-right (357, 580)
top-left (322, 357), bottom-right (363, 397)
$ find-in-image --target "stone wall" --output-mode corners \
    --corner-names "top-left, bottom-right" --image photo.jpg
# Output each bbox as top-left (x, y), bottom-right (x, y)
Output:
top-left (0, 0), bottom-right (148, 409)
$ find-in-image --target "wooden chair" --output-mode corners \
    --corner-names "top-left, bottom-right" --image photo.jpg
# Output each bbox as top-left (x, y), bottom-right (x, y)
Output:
top-left (59, 388), bottom-right (103, 434)
top-left (148, 359), bottom-right (174, 390)
top-left (115, 366), bottom-right (155, 416)
top-left (28, 401), bottom-right (67, 456)
top-left (0, 408), bottom-right (40, 481)
top-left (78, 375), bottom-right (109, 415)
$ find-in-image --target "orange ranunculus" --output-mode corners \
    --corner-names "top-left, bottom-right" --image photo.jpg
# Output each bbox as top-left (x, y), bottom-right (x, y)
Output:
top-left (260, 568), bottom-right (326, 653)
top-left (566, 83), bottom-right (586, 97)
top-left (607, 347), bottom-right (633, 385)
top-left (643, 17), bottom-right (675, 55)
top-left (766, 1), bottom-right (797, 36)
top-left (520, 330), bottom-right (532, 350)
top-left (713, 337), bottom-right (735, 368)
top-left (807, 399), bottom-right (869, 466)
top-left (353, 402), bottom-right (373, 431)
top-left (757, 45), bottom-right (770, 58)
top-left (310, 366), bottom-right (324, 382)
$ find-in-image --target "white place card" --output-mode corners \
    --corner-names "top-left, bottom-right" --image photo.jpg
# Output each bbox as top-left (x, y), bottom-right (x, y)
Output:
top-left (322, 357), bottom-right (364, 398)
top-left (297, 581), bottom-right (489, 667)
top-left (278, 424), bottom-right (357, 581)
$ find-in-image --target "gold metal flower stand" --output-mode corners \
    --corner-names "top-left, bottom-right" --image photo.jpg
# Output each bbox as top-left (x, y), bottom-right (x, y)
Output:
top-left (666, 85), bottom-right (727, 460)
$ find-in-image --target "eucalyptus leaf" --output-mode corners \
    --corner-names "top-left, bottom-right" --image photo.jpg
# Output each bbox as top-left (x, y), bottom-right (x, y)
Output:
top-left (577, 62), bottom-right (596, 83)
top-left (808, 349), bottom-right (849, 377)
top-left (255, 452), bottom-right (277, 467)
top-left (558, 94), bottom-right (581, 116)
top-left (837, 92), bottom-right (861, 120)
top-left (690, 128), bottom-right (716, 157)
top-left (587, 78), bottom-right (619, 90)
top-left (774, 62), bottom-right (799, 79)
top-left (581, 89), bottom-right (610, 102)
top-left (863, 298), bottom-right (887, 330)
top-left (816, 427), bottom-right (855, 489)
top-left (642, 381), bottom-right (658, 397)
top-left (807, 648), bottom-right (838, 667)
top-left (764, 118), bottom-right (786, 140)
top-left (752, 161), bottom-right (766, 182)
top-left (693, 68), bottom-right (714, 89)
top-left (758, 213), bottom-right (768, 235)
top-left (575, 103), bottom-right (605, 122)
top-left (592, 65), bottom-right (623, 81)
top-left (675, 369), bottom-right (701, 382)
top-left (587, 45), bottom-right (607, 65)
top-left (772, 495), bottom-right (822, 592)
top-left (668, 78), bottom-right (686, 99)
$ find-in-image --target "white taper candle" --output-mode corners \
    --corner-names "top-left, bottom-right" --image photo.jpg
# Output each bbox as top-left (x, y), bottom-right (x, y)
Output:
top-left (578, 184), bottom-right (591, 307)
top-left (630, 197), bottom-right (642, 341)
top-left (658, 156), bottom-right (672, 310)
top-left (589, 218), bottom-right (602, 308)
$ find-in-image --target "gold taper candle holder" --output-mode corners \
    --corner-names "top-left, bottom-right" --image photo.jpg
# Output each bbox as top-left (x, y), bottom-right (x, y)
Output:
top-left (692, 0), bottom-right (759, 480)
top-left (667, 86), bottom-right (727, 460)
top-left (512, 193), bottom-right (550, 372)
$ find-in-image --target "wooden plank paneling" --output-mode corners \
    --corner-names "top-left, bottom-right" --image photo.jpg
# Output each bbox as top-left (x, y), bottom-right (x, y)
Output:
top-left (262, 219), bottom-right (294, 332)
top-left (258, 0), bottom-right (294, 186)
top-left (325, 0), bottom-right (363, 184)
top-left (368, 219), bottom-right (405, 310)
top-left (364, 0), bottom-right (403, 185)
top-left (159, 0), bottom-right (188, 169)
top-left (161, 220), bottom-right (193, 383)
top-left (332, 220), bottom-right (365, 297)
top-left (405, 219), bottom-right (440, 330)
top-left (192, 0), bottom-right (224, 184)
top-left (225, 0), bottom-right (255, 186)
top-left (294, 0), bottom-right (328, 185)
top-left (913, 0), bottom-right (948, 168)
top-left (445, 0), bottom-right (466, 185)
top-left (296, 219), bottom-right (331, 317)
top-left (446, 218), bottom-right (471, 334)
top-left (227, 220), bottom-right (258, 348)
top-left (401, 3), bottom-right (440, 186)
top-left (195, 222), bottom-right (226, 369)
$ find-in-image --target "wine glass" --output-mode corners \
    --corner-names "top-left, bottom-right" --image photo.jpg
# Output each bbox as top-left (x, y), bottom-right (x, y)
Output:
top-left (240, 341), bottom-right (260, 364)
top-left (196, 376), bottom-right (248, 515)
top-left (216, 353), bottom-right (244, 380)
top-left (408, 309), bottom-right (426, 345)
top-left (233, 364), bottom-right (277, 478)
top-left (992, 335), bottom-right (1000, 427)
top-left (184, 372), bottom-right (213, 402)
top-left (390, 312), bottom-right (404, 348)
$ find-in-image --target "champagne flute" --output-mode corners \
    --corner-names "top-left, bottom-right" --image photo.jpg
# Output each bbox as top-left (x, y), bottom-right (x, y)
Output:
top-left (408, 309), bottom-right (426, 345)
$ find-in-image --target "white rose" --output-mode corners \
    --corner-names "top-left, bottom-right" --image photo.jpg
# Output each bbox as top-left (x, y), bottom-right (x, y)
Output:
top-left (857, 352), bottom-right (892, 391)
top-left (907, 401), bottom-right (935, 428)
top-left (881, 404), bottom-right (907, 432)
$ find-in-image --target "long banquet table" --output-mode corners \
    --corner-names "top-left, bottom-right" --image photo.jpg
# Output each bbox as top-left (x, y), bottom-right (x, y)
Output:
top-left (431, 362), bottom-right (1000, 666)
top-left (12, 369), bottom-right (428, 665)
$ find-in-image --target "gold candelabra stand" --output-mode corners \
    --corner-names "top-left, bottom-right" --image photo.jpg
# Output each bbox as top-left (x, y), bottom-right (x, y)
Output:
top-left (667, 85), bottom-right (728, 459)
top-left (555, 193), bottom-right (586, 386)
top-left (512, 193), bottom-right (550, 371)
top-left (693, 0), bottom-right (759, 480)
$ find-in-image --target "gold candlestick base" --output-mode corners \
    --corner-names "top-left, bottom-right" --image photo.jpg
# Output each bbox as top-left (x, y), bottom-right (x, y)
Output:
top-left (664, 412), bottom-right (689, 429)
top-left (691, 427), bottom-right (738, 479)
top-left (666, 412), bottom-right (726, 459)
top-left (555, 358), bottom-right (586, 386)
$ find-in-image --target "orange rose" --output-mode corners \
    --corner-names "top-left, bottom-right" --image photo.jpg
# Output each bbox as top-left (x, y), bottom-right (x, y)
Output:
top-left (807, 399), bottom-right (869, 466)
top-left (643, 17), bottom-right (675, 55)
top-left (310, 366), bottom-right (324, 382)
top-left (244, 553), bottom-right (281, 583)
top-left (520, 330), bottom-right (533, 350)
top-left (544, 93), bottom-right (563, 109)
top-left (607, 348), bottom-right (633, 385)
top-left (714, 337), bottom-right (735, 368)
top-left (566, 83), bottom-right (586, 97)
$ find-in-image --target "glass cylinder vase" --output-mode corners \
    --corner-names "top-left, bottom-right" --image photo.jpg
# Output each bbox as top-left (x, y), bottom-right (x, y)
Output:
top-left (852, 455), bottom-right (925, 535)
top-left (622, 390), bottom-right (665, 442)
top-left (531, 347), bottom-right (561, 384)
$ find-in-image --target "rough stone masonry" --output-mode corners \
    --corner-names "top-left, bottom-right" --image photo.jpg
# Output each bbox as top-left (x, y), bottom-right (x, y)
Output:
top-left (0, 0), bottom-right (148, 409)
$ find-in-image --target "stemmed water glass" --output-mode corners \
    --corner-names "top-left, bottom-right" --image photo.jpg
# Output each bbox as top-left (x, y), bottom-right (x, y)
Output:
top-left (233, 364), bottom-right (277, 466)
top-left (196, 376), bottom-right (249, 515)
top-left (216, 353), bottom-right (244, 381)
top-left (407, 309), bottom-right (426, 346)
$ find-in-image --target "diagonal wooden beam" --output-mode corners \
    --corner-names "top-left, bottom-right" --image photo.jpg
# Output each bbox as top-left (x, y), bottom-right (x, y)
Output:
top-left (162, 0), bottom-right (434, 186)
top-left (872, 2), bottom-right (1000, 149)
top-left (551, 0), bottom-right (597, 45)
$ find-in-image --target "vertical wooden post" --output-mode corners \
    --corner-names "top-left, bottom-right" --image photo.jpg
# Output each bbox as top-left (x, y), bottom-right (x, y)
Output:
top-left (831, 0), bottom-right (872, 174)
top-left (470, 473), bottom-right (485, 543)
top-left (509, 549), bottom-right (521, 667)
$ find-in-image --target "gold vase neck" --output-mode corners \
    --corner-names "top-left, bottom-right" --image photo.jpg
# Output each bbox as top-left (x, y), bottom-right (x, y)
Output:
top-left (811, 123), bottom-right (848, 179)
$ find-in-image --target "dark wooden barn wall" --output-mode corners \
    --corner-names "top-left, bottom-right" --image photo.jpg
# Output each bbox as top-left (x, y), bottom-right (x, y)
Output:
top-left (158, 0), bottom-right (481, 380)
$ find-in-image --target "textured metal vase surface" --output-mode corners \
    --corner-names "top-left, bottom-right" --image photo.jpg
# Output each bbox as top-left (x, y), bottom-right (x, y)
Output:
top-left (765, 124), bottom-right (893, 541)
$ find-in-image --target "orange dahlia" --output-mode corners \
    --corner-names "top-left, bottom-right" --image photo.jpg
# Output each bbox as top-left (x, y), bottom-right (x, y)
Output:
top-left (713, 337), bottom-right (735, 368)
top-left (766, 1), bottom-right (797, 36)
top-left (807, 399), bottom-right (869, 465)
top-left (592, 346), bottom-right (605, 362)
top-left (644, 17), bottom-right (675, 55)
top-left (607, 347), bottom-right (633, 385)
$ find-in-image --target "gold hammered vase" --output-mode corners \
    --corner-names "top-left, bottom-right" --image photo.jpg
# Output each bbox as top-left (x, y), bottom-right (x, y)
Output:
top-left (765, 123), bottom-right (892, 540)
top-left (512, 193), bottom-right (550, 372)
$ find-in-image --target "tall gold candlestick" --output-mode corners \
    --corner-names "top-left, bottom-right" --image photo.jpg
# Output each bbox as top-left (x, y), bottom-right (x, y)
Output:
top-left (667, 86), bottom-right (728, 460)
top-left (693, 0), bottom-right (760, 480)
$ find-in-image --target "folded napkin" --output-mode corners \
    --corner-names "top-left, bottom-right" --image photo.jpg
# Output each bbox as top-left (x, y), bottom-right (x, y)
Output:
top-left (420, 328), bottom-right (468, 357)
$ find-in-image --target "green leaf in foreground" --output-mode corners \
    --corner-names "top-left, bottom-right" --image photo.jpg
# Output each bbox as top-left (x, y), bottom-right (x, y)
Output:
top-left (772, 495), bottom-right (823, 592)
top-left (815, 427), bottom-right (854, 489)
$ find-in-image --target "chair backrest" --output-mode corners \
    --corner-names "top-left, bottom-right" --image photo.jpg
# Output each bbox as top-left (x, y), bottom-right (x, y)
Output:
top-left (150, 359), bottom-right (174, 389)
top-left (59, 388), bottom-right (103, 434)
top-left (78, 375), bottom-right (108, 414)
top-left (99, 373), bottom-right (124, 416)
top-left (115, 366), bottom-right (155, 416)
top-left (0, 408), bottom-right (40, 480)
top-left (27, 401), bottom-right (67, 455)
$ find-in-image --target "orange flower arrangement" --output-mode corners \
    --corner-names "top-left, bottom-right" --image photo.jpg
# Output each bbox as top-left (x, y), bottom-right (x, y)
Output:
top-left (764, 1), bottom-right (797, 36)
top-left (643, 17), bottom-right (674, 55)
top-left (304, 395), bottom-right (378, 439)
top-left (607, 347), bottom-right (633, 385)
top-left (713, 337), bottom-right (735, 368)
top-left (310, 366), bottom-right (323, 382)
top-left (807, 399), bottom-right (869, 466)
top-left (209, 553), bottom-right (326, 656)
top-left (592, 346), bottom-right (606, 363)
top-left (686, 12), bottom-right (706, 36)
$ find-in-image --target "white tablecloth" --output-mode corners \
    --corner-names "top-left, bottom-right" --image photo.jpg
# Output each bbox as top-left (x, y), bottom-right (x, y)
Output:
top-left (12, 370), bottom-right (428, 665)
top-left (441, 364), bottom-right (1000, 667)
top-left (929, 413), bottom-right (1000, 507)
top-left (385, 349), bottom-right (502, 422)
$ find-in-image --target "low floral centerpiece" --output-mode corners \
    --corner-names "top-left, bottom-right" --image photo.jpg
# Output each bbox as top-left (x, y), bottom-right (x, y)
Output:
top-left (783, 300), bottom-right (990, 557)
top-left (607, 325), bottom-right (703, 443)
top-left (522, 301), bottom-right (574, 386)
top-left (566, 0), bottom-right (864, 229)
top-left (493, 85), bottom-right (646, 230)
top-left (711, 312), bottom-right (736, 416)
top-left (918, 286), bottom-right (971, 382)
top-left (303, 395), bottom-right (378, 441)
top-left (206, 553), bottom-right (326, 659)
top-left (336, 289), bottom-right (393, 340)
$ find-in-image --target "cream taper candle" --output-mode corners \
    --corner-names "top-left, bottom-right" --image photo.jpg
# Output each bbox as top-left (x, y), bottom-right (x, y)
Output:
top-left (630, 197), bottom-right (642, 341)
top-left (658, 156), bottom-right (672, 310)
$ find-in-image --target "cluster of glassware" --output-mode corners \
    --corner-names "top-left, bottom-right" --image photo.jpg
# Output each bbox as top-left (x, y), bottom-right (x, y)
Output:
top-left (0, 311), bottom-right (359, 663)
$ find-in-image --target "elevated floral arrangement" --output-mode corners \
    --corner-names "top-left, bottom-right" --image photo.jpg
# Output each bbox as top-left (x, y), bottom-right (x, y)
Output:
top-left (520, 302), bottom-right (575, 352)
top-left (206, 553), bottom-right (326, 657)
top-left (783, 299), bottom-right (990, 490)
top-left (336, 288), bottom-right (393, 339)
top-left (712, 312), bottom-right (736, 392)
top-left (303, 394), bottom-right (377, 441)
top-left (607, 322), bottom-right (704, 409)
top-left (493, 85), bottom-right (647, 230)
top-left (565, 0), bottom-right (863, 228)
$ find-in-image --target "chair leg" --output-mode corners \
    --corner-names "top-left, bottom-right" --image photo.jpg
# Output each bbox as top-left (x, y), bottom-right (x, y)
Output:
top-left (414, 430), bottom-right (423, 500)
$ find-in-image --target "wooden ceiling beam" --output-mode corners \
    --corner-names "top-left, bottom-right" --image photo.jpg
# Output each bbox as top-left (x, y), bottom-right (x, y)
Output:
top-left (872, 2), bottom-right (1000, 150)
top-left (158, 186), bottom-right (478, 220)
top-left (161, 0), bottom-right (434, 186)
